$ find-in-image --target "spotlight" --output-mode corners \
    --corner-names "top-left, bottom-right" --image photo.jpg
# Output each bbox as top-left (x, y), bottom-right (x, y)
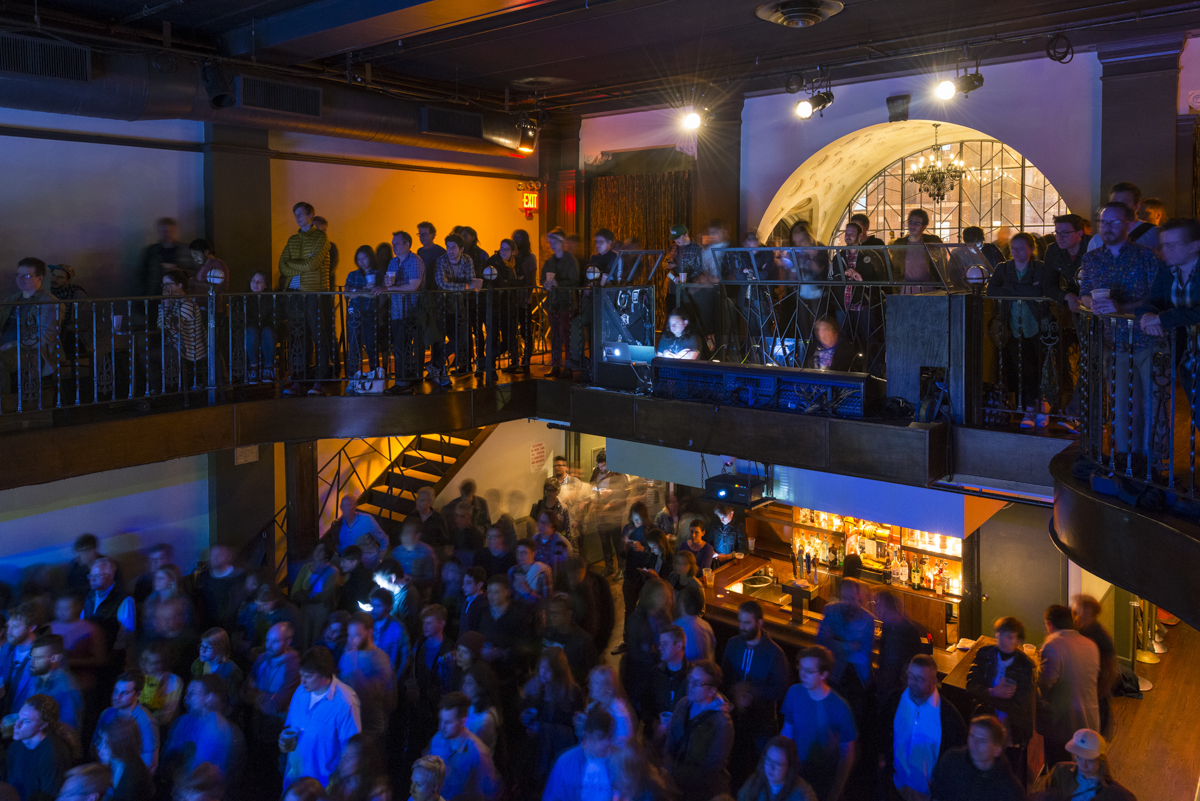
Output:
top-left (683, 111), bottom-right (702, 130)
top-left (937, 72), bottom-right (984, 99)
top-left (516, 115), bottom-right (538, 153)
top-left (795, 90), bottom-right (833, 119)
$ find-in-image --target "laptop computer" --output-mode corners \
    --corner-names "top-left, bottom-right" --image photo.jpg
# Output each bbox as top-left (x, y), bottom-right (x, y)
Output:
top-left (603, 341), bottom-right (656, 363)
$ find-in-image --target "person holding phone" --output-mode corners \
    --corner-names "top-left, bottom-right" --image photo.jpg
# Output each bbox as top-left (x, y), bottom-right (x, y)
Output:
top-left (965, 616), bottom-right (1036, 787)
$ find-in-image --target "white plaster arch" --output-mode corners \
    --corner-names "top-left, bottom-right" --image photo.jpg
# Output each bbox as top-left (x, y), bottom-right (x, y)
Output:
top-left (757, 120), bottom-right (1031, 245)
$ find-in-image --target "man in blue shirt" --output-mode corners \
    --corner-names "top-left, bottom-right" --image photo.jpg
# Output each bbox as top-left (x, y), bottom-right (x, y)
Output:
top-left (95, 671), bottom-right (159, 772)
top-left (425, 692), bottom-right (499, 801)
top-left (780, 646), bottom-right (856, 801)
top-left (28, 635), bottom-right (82, 739)
top-left (369, 588), bottom-right (411, 677)
top-left (1080, 201), bottom-right (1167, 458)
top-left (330, 496), bottom-right (389, 555)
top-left (542, 706), bottom-right (615, 801)
top-left (816, 578), bottom-right (875, 721)
top-left (281, 647), bottom-right (361, 787)
top-left (245, 623), bottom-right (299, 794)
top-left (337, 613), bottom-right (394, 738)
top-left (161, 675), bottom-right (244, 787)
top-left (383, 230), bottom-right (427, 392)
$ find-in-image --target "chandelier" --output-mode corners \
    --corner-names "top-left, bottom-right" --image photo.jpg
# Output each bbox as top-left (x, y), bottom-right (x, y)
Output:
top-left (908, 124), bottom-right (965, 203)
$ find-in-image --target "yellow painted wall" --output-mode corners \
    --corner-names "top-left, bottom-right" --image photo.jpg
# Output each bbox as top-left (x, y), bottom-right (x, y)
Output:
top-left (270, 160), bottom-right (537, 288)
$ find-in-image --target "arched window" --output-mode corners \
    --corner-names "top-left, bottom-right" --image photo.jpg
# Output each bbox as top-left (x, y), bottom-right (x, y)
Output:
top-left (833, 139), bottom-right (1068, 244)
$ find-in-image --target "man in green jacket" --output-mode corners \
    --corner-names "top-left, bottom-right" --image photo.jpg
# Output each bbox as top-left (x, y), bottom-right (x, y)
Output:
top-left (279, 201), bottom-right (332, 396)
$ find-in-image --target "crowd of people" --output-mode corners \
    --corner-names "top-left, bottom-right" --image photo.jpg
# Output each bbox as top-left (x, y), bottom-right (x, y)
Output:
top-left (0, 451), bottom-right (1137, 801)
top-left (5, 181), bottom-right (1198, 453)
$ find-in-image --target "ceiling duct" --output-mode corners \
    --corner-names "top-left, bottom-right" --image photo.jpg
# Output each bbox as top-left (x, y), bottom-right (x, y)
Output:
top-left (754, 0), bottom-right (844, 28)
top-left (0, 32), bottom-right (90, 82)
top-left (237, 76), bottom-right (322, 117)
top-left (0, 49), bottom-right (522, 155)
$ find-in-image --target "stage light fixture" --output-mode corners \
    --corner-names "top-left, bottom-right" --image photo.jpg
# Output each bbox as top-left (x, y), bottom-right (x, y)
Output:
top-left (886, 94), bottom-right (911, 122)
top-left (795, 90), bottom-right (833, 119)
top-left (937, 72), bottom-right (984, 99)
top-left (516, 115), bottom-right (538, 153)
top-left (683, 111), bottom-right (702, 129)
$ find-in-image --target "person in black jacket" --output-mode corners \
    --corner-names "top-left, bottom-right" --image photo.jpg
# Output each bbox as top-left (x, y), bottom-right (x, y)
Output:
top-left (663, 660), bottom-right (735, 801)
top-left (832, 221), bottom-right (891, 375)
top-left (1136, 216), bottom-right (1200, 399)
top-left (929, 715), bottom-right (1024, 801)
top-left (563, 557), bottom-right (615, 656)
top-left (986, 231), bottom-right (1064, 428)
top-left (966, 616), bottom-right (1036, 786)
top-left (874, 589), bottom-right (929, 704)
top-left (882, 655), bottom-right (968, 800)
top-left (97, 716), bottom-right (154, 801)
top-left (720, 601), bottom-right (790, 788)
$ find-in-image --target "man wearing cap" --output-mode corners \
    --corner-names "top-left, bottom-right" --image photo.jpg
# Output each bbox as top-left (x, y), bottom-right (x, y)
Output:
top-left (1035, 728), bottom-right (1135, 800)
top-left (530, 478), bottom-right (571, 537)
top-left (542, 228), bottom-right (580, 379)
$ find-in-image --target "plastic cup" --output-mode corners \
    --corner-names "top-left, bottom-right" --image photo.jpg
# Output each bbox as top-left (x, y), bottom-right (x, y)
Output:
top-left (1091, 288), bottom-right (1110, 300)
top-left (734, 552), bottom-right (745, 560)
top-left (748, 538), bottom-right (756, 552)
top-left (384, 272), bottom-right (395, 287)
top-left (1, 714), bottom-right (16, 739)
top-left (279, 726), bottom-right (299, 752)
top-left (366, 273), bottom-right (377, 286)
top-left (703, 568), bottom-right (715, 587)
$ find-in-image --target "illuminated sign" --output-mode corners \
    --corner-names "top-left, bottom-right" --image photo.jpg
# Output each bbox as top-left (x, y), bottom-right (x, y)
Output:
top-left (521, 191), bottom-right (539, 210)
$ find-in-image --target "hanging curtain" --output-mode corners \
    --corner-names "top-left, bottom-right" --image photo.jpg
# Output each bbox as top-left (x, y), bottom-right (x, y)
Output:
top-left (588, 170), bottom-right (691, 322)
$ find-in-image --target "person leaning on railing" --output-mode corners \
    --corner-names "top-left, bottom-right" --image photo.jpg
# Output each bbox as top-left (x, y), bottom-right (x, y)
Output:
top-left (986, 231), bottom-right (1064, 428)
top-left (890, 208), bottom-right (945, 293)
top-left (381, 230), bottom-right (427, 393)
top-left (434, 233), bottom-right (483, 386)
top-left (0, 257), bottom-right (62, 397)
top-left (1078, 200), bottom-right (1167, 461)
top-left (1136, 216), bottom-right (1200, 401)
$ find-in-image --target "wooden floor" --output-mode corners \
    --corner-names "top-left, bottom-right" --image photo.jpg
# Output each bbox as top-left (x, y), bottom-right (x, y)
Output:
top-left (1107, 621), bottom-right (1200, 801)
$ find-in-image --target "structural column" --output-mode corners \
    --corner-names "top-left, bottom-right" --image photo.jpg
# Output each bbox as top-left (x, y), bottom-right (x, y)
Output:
top-left (538, 114), bottom-right (584, 242)
top-left (284, 440), bottom-right (320, 566)
top-left (1097, 36), bottom-right (1185, 212)
top-left (207, 445), bottom-right (276, 552)
top-left (204, 124), bottom-right (273, 290)
top-left (693, 96), bottom-right (744, 239)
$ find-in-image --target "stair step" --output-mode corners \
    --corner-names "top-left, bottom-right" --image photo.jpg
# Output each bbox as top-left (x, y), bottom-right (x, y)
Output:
top-left (400, 452), bottom-right (449, 472)
top-left (384, 471), bottom-right (437, 494)
top-left (409, 449), bottom-right (458, 464)
top-left (416, 436), bottom-right (468, 458)
top-left (366, 487), bottom-right (416, 514)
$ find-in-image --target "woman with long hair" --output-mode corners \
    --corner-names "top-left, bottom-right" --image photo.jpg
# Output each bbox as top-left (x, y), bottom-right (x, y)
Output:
top-left (486, 238), bottom-right (520, 370)
top-left (737, 736), bottom-right (816, 801)
top-left (97, 717), bottom-right (155, 801)
top-left (583, 665), bottom-right (638, 745)
top-left (508, 229), bottom-right (537, 373)
top-left (462, 662), bottom-right (502, 752)
top-left (609, 740), bottom-right (673, 801)
top-left (327, 734), bottom-right (389, 801)
top-left (519, 646), bottom-right (585, 798)
top-left (345, 244), bottom-right (382, 382)
top-left (645, 530), bottom-right (674, 580)
top-left (620, 502), bottom-right (657, 638)
top-left (142, 564), bottom-right (192, 637)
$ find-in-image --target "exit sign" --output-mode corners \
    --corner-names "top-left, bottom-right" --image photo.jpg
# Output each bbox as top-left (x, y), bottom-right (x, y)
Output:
top-left (521, 191), bottom-right (539, 210)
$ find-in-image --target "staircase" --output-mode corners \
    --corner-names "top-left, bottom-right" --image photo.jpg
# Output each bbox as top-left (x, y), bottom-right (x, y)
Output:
top-left (358, 426), bottom-right (495, 541)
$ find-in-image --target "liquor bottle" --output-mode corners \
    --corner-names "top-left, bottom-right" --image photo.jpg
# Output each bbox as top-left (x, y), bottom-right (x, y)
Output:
top-left (790, 541), bottom-right (800, 583)
top-left (934, 560), bottom-right (945, 597)
top-left (899, 553), bottom-right (910, 585)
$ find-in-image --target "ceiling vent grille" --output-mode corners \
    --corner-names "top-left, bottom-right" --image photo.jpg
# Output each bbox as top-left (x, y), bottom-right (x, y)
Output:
top-left (237, 76), bottom-right (322, 117)
top-left (0, 33), bottom-right (90, 81)
top-left (421, 106), bottom-right (484, 139)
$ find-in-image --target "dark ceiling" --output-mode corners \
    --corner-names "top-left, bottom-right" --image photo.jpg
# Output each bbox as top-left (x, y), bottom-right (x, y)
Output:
top-left (8, 0), bottom-right (1200, 112)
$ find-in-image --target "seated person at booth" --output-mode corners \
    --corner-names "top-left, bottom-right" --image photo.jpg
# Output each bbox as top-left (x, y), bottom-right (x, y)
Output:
top-left (657, 308), bottom-right (701, 360)
top-left (803, 317), bottom-right (856, 371)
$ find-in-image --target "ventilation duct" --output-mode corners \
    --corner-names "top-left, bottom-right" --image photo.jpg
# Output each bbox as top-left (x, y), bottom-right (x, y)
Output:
top-left (0, 43), bottom-right (523, 155)
top-left (0, 32), bottom-right (90, 82)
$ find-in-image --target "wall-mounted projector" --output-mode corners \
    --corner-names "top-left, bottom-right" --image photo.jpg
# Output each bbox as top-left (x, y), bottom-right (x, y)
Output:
top-left (703, 473), bottom-right (768, 508)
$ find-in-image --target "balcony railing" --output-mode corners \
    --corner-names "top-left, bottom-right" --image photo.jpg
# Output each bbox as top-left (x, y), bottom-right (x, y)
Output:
top-left (1075, 309), bottom-right (1200, 500)
top-left (2, 243), bottom-right (1074, 435)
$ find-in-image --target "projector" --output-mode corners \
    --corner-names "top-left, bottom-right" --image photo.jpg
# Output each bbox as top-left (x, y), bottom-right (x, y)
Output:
top-left (704, 473), bottom-right (767, 508)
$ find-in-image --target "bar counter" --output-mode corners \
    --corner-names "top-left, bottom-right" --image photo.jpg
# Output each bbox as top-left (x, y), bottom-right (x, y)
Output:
top-left (701, 552), bottom-right (968, 677)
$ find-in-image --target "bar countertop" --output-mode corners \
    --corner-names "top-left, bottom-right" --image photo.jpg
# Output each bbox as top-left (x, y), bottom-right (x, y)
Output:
top-left (702, 553), bottom-right (968, 677)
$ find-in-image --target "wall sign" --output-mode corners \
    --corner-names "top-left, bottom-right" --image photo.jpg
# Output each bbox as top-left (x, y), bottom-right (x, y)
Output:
top-left (530, 442), bottom-right (546, 473)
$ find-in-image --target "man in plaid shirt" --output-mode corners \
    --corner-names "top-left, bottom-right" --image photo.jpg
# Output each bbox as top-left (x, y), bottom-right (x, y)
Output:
top-left (1079, 201), bottom-right (1166, 458)
top-left (382, 231), bottom-right (425, 394)
top-left (434, 233), bottom-right (482, 385)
